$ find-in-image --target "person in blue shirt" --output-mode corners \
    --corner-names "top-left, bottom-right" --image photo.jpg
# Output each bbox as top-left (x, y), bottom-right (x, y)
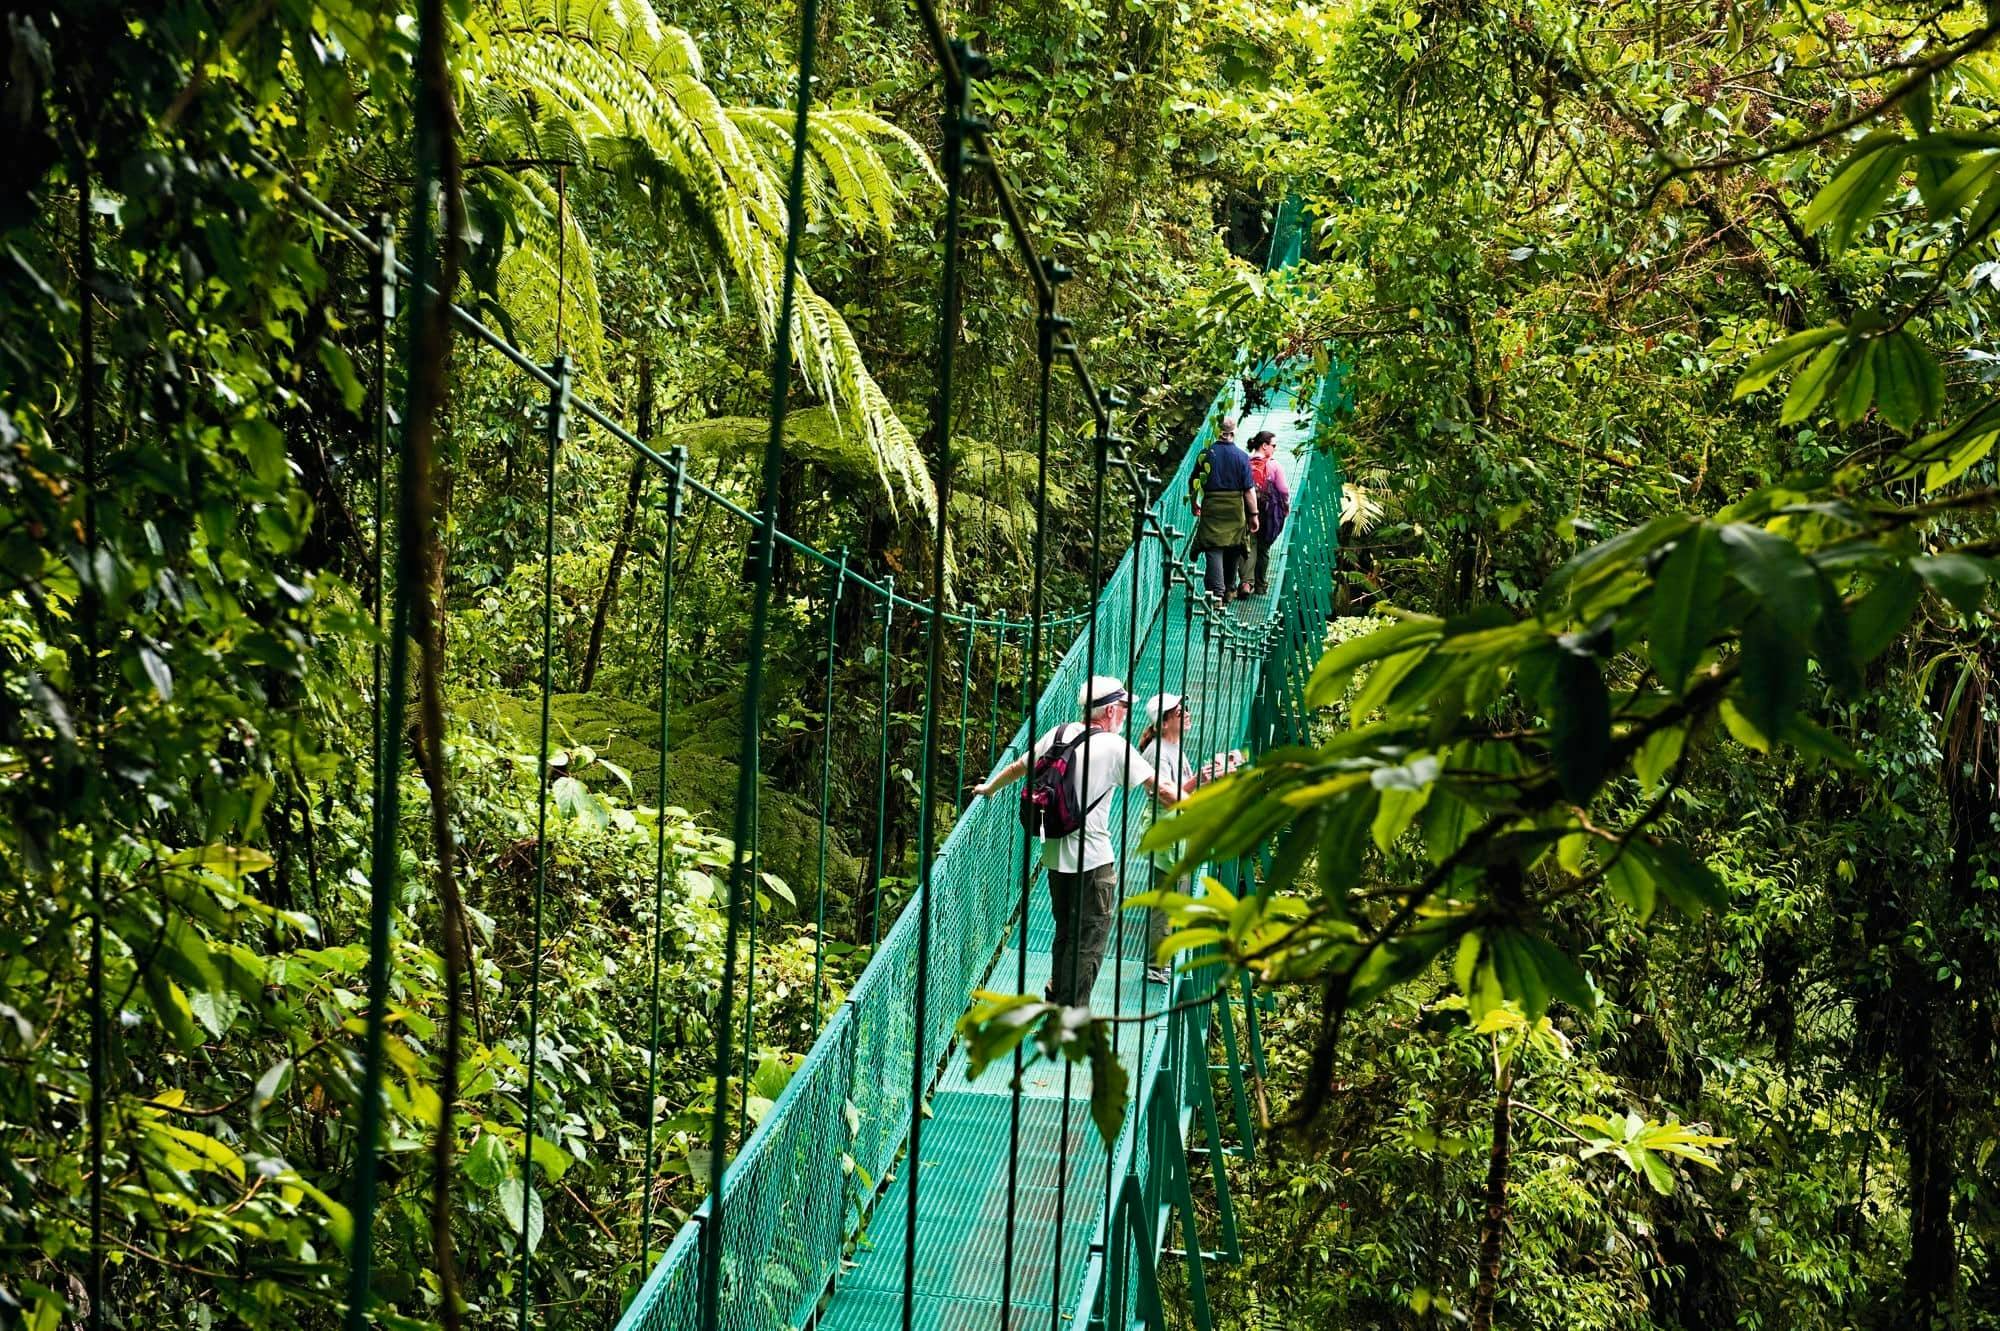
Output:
top-left (1188, 415), bottom-right (1260, 602)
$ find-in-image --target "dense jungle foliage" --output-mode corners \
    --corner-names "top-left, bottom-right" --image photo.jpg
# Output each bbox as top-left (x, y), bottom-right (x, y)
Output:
top-left (5, 0), bottom-right (2000, 1327)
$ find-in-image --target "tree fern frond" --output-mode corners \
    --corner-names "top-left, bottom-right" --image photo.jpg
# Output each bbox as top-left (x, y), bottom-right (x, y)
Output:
top-left (463, 0), bottom-right (937, 516)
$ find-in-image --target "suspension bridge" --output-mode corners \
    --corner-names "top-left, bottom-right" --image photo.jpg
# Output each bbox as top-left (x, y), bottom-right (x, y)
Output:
top-left (219, 5), bottom-right (1346, 1331)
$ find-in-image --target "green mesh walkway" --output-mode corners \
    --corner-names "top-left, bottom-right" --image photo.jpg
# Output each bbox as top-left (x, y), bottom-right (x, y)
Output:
top-left (615, 331), bottom-right (1348, 1331)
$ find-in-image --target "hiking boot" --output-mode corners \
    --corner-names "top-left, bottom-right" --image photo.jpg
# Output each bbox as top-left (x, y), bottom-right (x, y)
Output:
top-left (1254, 582), bottom-right (1268, 595)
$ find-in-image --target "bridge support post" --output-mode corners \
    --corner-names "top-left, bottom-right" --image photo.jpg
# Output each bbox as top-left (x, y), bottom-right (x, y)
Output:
top-left (1215, 981), bottom-right (1257, 1162)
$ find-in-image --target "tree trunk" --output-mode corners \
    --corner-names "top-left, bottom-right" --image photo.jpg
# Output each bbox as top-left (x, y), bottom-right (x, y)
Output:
top-left (580, 356), bottom-right (653, 694)
top-left (1469, 1060), bottom-right (1517, 1331)
top-left (1897, 1004), bottom-right (1958, 1329)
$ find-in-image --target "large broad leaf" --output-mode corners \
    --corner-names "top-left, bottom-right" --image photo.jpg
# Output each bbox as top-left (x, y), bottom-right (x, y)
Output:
top-left (1539, 514), bottom-right (1694, 619)
top-left (1648, 524), bottom-right (1724, 694)
top-left (1735, 611), bottom-right (1807, 742)
top-left (498, 1178), bottom-right (546, 1254)
top-left (1875, 331), bottom-right (1944, 433)
top-left (1780, 340), bottom-right (1846, 425)
top-left (1304, 616), bottom-right (1443, 707)
top-left (1487, 929), bottom-right (1592, 1018)
top-left (1085, 1023), bottom-right (1130, 1147)
top-left (1734, 325), bottom-right (1844, 399)
top-left (1913, 553), bottom-right (1992, 618)
top-left (1547, 651), bottom-right (1610, 803)
top-left (1801, 130), bottom-right (1909, 254)
top-left (1718, 524), bottom-right (1821, 635)
top-left (1847, 564), bottom-right (1921, 663)
top-left (1627, 840), bottom-right (1725, 914)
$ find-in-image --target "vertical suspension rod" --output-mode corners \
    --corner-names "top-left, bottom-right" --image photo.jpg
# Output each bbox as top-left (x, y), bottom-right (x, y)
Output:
top-left (700, 0), bottom-right (821, 1317)
top-left (640, 446), bottom-right (688, 1269)
top-left (903, 40), bottom-right (976, 1328)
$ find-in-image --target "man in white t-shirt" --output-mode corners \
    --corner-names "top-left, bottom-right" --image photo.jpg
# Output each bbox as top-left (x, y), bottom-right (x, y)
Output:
top-left (971, 675), bottom-right (1182, 1006)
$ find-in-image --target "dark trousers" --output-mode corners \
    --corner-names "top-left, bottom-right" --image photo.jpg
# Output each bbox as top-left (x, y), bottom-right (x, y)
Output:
top-left (1248, 536), bottom-right (1275, 590)
top-left (1147, 863), bottom-right (1176, 972)
top-left (1202, 545), bottom-right (1242, 599)
top-left (1047, 862), bottom-right (1119, 1007)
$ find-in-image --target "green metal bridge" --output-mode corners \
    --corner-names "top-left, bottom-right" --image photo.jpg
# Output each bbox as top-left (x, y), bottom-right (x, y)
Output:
top-left (613, 238), bottom-right (1346, 1329)
top-left (260, 3), bottom-right (1349, 1329)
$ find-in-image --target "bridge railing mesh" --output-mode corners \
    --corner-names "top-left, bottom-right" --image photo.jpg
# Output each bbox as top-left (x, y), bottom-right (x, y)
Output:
top-left (619, 193), bottom-right (1340, 1331)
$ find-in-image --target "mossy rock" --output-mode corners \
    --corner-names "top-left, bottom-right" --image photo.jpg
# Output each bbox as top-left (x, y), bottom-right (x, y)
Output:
top-left (460, 690), bottom-right (863, 906)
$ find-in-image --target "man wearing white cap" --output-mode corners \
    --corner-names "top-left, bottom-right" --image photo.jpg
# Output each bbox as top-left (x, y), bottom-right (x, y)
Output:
top-left (971, 674), bottom-right (1181, 1006)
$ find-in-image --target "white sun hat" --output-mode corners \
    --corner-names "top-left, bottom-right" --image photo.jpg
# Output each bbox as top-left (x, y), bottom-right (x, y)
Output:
top-left (1078, 675), bottom-right (1129, 714)
top-left (1144, 693), bottom-right (1184, 725)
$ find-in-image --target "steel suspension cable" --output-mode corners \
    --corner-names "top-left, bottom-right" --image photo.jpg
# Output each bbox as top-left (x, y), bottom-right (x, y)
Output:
top-left (699, 0), bottom-right (821, 1317)
top-left (639, 448), bottom-right (688, 1270)
top-left (868, 580), bottom-right (895, 948)
top-left (812, 550), bottom-right (848, 1018)
top-left (1096, 457), bottom-right (1150, 1293)
top-left (985, 612), bottom-right (1009, 779)
top-left (1054, 405), bottom-right (1116, 1331)
top-left (954, 607), bottom-right (978, 809)
top-left (999, 277), bottom-right (1068, 1331)
top-left (517, 143), bottom-right (575, 1331)
top-left (518, 355), bottom-right (570, 1328)
top-left (76, 153), bottom-right (107, 1331)
top-left (901, 40), bottom-right (975, 1325)
top-left (343, 31), bottom-right (444, 1317)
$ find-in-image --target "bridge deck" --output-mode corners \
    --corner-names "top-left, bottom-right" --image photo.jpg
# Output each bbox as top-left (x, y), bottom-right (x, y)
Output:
top-left (815, 383), bottom-right (1315, 1330)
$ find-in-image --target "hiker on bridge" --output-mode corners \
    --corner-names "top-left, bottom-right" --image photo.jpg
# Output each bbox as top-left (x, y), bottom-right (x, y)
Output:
top-left (1190, 414), bottom-right (1260, 605)
top-left (971, 675), bottom-right (1182, 1007)
top-left (1245, 429), bottom-right (1291, 596)
top-left (1137, 693), bottom-right (1196, 986)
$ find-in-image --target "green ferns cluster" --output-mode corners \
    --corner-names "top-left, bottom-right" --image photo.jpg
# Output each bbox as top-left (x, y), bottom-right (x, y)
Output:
top-left (463, 0), bottom-right (942, 518)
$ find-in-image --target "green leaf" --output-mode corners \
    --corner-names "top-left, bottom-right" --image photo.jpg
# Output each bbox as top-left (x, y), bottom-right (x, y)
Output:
top-left (1781, 715), bottom-right (1862, 768)
top-left (1832, 340), bottom-right (1877, 426)
top-left (1875, 331), bottom-right (1942, 433)
top-left (1304, 616), bottom-right (1442, 707)
top-left (464, 1133), bottom-right (511, 1189)
top-left (1718, 698), bottom-right (1771, 753)
top-left (1540, 513), bottom-right (1695, 616)
top-left (1734, 325), bottom-right (1843, 398)
top-left (1718, 524), bottom-right (1821, 635)
top-left (1605, 853), bottom-right (1657, 923)
top-left (1847, 564), bottom-right (1920, 663)
top-left (498, 1178), bottom-right (545, 1253)
top-left (1649, 524), bottom-right (1723, 694)
top-left (231, 418), bottom-right (290, 487)
top-left (1923, 430), bottom-right (1997, 493)
top-left (137, 644), bottom-right (174, 703)
top-left (1317, 785), bottom-right (1380, 896)
top-left (1371, 783), bottom-right (1432, 852)
top-left (1927, 151), bottom-right (2000, 221)
top-left (1914, 553), bottom-right (1990, 617)
top-left (1801, 132), bottom-right (1908, 254)
top-left (1780, 340), bottom-right (1844, 425)
top-left (530, 1134), bottom-right (573, 1183)
top-left (1629, 840), bottom-right (1725, 914)
top-left (143, 972), bottom-right (202, 1051)
top-left (316, 341), bottom-right (368, 412)
top-left (1735, 612), bottom-right (1806, 742)
top-left (1633, 725), bottom-right (1686, 797)
top-left (1547, 651), bottom-right (1610, 802)
top-left (1488, 929), bottom-right (1591, 1018)
top-left (250, 1059), bottom-right (293, 1128)
top-left (1085, 1023), bottom-right (1130, 1147)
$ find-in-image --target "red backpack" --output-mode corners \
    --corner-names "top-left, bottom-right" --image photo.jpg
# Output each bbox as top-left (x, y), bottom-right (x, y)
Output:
top-left (1018, 726), bottom-right (1108, 839)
